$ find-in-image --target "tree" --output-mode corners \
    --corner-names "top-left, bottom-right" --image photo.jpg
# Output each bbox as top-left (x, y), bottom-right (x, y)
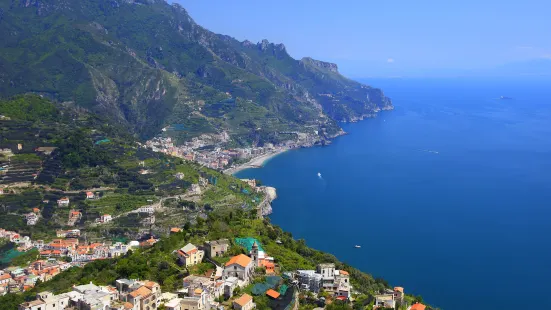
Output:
top-left (233, 286), bottom-right (241, 296)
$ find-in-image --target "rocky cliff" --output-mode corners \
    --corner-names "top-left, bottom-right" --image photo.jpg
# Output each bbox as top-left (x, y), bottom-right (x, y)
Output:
top-left (0, 0), bottom-right (392, 144)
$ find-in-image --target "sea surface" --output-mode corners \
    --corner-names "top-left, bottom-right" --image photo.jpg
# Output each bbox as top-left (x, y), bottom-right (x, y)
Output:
top-left (236, 77), bottom-right (551, 310)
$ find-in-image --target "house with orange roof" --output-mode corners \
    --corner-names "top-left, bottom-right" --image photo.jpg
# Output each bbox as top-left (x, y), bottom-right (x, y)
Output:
top-left (85, 191), bottom-right (95, 199)
top-left (0, 273), bottom-right (12, 286)
top-left (170, 227), bottom-right (182, 234)
top-left (67, 210), bottom-right (81, 226)
top-left (408, 303), bottom-right (427, 310)
top-left (139, 236), bottom-right (158, 248)
top-left (125, 281), bottom-right (161, 310)
top-left (223, 254), bottom-right (254, 282)
top-left (258, 259), bottom-right (275, 274)
top-left (176, 243), bottom-right (204, 266)
top-left (233, 293), bottom-right (254, 310)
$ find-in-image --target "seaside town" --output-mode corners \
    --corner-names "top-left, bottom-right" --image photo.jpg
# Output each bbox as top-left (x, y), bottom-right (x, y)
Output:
top-left (9, 232), bottom-right (427, 310)
top-left (144, 131), bottom-right (322, 172)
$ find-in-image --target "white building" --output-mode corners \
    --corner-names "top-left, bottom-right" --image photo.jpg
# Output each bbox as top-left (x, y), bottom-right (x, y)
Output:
top-left (25, 213), bottom-right (39, 226)
top-left (57, 197), bottom-right (70, 207)
top-left (317, 263), bottom-right (335, 292)
top-left (100, 214), bottom-right (112, 223)
top-left (223, 254), bottom-right (254, 284)
top-left (297, 270), bottom-right (322, 293)
top-left (19, 291), bottom-right (70, 310)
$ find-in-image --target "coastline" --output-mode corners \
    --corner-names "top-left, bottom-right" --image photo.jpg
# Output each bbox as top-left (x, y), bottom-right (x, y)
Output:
top-left (224, 148), bottom-right (290, 175)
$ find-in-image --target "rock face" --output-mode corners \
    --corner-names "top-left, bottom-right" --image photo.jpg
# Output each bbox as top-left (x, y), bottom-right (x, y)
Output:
top-left (0, 0), bottom-right (393, 143)
top-left (263, 186), bottom-right (277, 202)
top-left (258, 186), bottom-right (277, 216)
top-left (301, 57), bottom-right (339, 73)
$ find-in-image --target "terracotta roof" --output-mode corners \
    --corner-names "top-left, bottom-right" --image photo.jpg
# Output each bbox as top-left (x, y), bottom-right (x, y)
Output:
top-left (234, 293), bottom-right (253, 306)
top-left (170, 228), bottom-right (182, 233)
top-left (410, 303), bottom-right (426, 310)
top-left (394, 286), bottom-right (404, 293)
top-left (0, 274), bottom-right (11, 281)
top-left (194, 288), bottom-right (203, 294)
top-left (129, 286), bottom-right (152, 298)
top-left (144, 281), bottom-right (158, 289)
top-left (339, 270), bottom-right (349, 275)
top-left (266, 289), bottom-right (280, 299)
top-left (225, 254), bottom-right (252, 268)
top-left (260, 260), bottom-right (275, 269)
top-left (124, 302), bottom-right (134, 309)
top-left (336, 296), bottom-right (347, 301)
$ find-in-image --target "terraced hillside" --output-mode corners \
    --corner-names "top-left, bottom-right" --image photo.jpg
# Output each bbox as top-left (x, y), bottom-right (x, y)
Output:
top-left (0, 95), bottom-right (261, 240)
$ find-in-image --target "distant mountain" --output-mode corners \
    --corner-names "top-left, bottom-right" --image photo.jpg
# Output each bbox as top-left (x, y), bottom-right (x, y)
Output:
top-left (0, 0), bottom-right (392, 145)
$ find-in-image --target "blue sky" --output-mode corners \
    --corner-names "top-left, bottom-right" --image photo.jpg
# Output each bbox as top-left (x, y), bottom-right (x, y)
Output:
top-left (177, 0), bottom-right (551, 77)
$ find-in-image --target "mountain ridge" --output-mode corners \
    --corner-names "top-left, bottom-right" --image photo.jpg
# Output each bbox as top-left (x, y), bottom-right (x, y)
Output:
top-left (0, 0), bottom-right (392, 145)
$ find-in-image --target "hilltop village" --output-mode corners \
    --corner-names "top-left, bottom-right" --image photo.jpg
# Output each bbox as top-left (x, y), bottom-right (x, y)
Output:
top-left (13, 233), bottom-right (426, 310)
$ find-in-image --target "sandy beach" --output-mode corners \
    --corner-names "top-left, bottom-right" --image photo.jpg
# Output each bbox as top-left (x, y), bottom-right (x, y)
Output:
top-left (224, 148), bottom-right (289, 175)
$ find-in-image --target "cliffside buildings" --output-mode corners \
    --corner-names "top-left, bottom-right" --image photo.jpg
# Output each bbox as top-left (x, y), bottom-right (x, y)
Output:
top-left (295, 263), bottom-right (352, 299)
top-left (20, 280), bottom-right (161, 310)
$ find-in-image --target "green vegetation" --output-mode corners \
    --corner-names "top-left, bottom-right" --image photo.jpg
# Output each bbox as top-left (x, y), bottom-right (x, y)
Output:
top-left (8, 248), bottom-right (40, 268)
top-left (85, 194), bottom-right (156, 216)
top-left (0, 205), bottom-right (436, 309)
top-left (0, 96), bottom-right (257, 240)
top-left (0, 95), bottom-right (59, 122)
top-left (0, 208), bottom-right (377, 309)
top-left (0, 0), bottom-right (390, 144)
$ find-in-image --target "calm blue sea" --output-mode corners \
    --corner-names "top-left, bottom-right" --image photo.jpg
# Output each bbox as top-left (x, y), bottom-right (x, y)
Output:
top-left (236, 77), bottom-right (551, 310)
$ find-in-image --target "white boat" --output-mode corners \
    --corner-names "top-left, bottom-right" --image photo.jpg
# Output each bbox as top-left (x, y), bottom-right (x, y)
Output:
top-left (354, 245), bottom-right (361, 248)
top-left (317, 172), bottom-right (322, 178)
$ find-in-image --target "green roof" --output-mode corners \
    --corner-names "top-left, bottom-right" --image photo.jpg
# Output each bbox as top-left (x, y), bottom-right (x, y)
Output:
top-left (235, 237), bottom-right (264, 252)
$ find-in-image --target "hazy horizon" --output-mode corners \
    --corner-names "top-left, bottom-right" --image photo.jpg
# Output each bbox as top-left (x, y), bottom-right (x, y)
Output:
top-left (178, 0), bottom-right (551, 78)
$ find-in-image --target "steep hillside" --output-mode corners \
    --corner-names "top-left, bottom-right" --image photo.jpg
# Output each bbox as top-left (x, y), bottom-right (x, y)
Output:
top-left (0, 0), bottom-right (392, 145)
top-left (0, 95), bottom-right (260, 241)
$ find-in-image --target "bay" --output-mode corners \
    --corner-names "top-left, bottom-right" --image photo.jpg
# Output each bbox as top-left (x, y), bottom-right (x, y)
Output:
top-left (236, 77), bottom-right (551, 310)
